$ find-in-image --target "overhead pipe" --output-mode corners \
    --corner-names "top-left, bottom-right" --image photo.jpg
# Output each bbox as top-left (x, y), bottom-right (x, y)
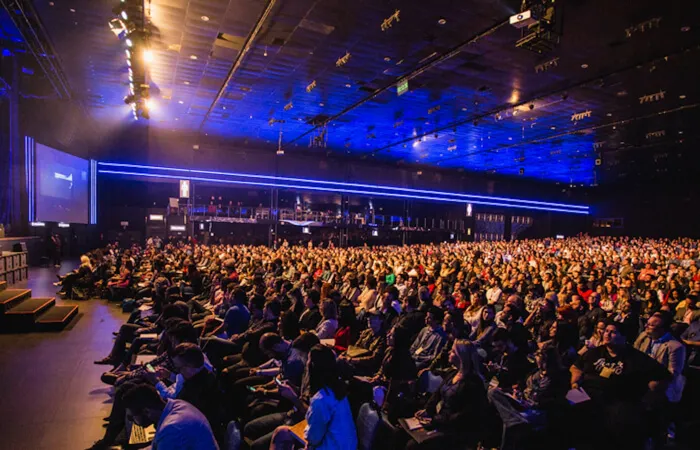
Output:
top-left (199, 0), bottom-right (278, 130)
top-left (285, 17), bottom-right (511, 145)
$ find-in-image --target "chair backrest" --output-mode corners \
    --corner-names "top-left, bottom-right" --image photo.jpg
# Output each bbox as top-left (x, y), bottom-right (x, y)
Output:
top-left (224, 420), bottom-right (241, 450)
top-left (356, 403), bottom-right (381, 450)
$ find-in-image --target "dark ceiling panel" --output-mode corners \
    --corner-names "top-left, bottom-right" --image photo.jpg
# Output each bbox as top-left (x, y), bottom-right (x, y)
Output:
top-left (30, 0), bottom-right (700, 184)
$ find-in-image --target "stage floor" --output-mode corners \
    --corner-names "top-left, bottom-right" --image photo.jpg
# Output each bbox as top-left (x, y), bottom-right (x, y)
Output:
top-left (0, 261), bottom-right (128, 449)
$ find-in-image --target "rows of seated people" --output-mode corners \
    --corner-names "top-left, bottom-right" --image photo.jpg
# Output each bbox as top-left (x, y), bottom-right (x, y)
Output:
top-left (81, 236), bottom-right (700, 450)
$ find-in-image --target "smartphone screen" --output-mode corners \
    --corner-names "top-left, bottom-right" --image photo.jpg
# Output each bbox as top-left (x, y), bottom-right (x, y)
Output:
top-left (246, 386), bottom-right (257, 392)
top-left (146, 364), bottom-right (156, 373)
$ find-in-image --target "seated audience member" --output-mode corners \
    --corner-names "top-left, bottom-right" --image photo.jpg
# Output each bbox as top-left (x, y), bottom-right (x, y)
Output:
top-left (410, 307), bottom-right (448, 370)
top-left (333, 301), bottom-right (356, 352)
top-left (89, 320), bottom-right (200, 449)
top-left (200, 295), bottom-right (272, 368)
top-left (634, 312), bottom-right (686, 393)
top-left (370, 325), bottom-right (417, 420)
top-left (95, 301), bottom-right (190, 368)
top-left (221, 288), bottom-right (251, 337)
top-left (54, 254), bottom-right (93, 295)
top-left (272, 345), bottom-right (357, 450)
top-left (613, 299), bottom-right (641, 344)
top-left (397, 294), bottom-right (427, 341)
top-left (122, 384), bottom-right (219, 450)
top-left (486, 328), bottom-right (532, 388)
top-left (315, 299), bottom-right (339, 339)
top-left (339, 312), bottom-right (387, 376)
top-left (339, 313), bottom-right (386, 376)
top-left (578, 319), bottom-right (606, 356)
top-left (412, 340), bottom-right (489, 449)
top-left (570, 320), bottom-right (672, 449)
top-left (151, 343), bottom-right (224, 442)
top-left (579, 292), bottom-right (607, 340)
top-left (489, 344), bottom-right (567, 449)
top-left (681, 313), bottom-right (700, 366)
top-left (299, 290), bottom-right (323, 331)
top-left (470, 304), bottom-right (498, 348)
top-left (675, 293), bottom-right (700, 325)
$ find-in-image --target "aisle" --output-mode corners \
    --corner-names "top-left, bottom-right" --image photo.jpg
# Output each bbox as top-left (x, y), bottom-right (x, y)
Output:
top-left (0, 262), bottom-right (128, 449)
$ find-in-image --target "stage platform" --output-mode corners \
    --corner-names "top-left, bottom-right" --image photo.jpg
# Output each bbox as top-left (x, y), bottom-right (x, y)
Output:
top-left (0, 236), bottom-right (42, 267)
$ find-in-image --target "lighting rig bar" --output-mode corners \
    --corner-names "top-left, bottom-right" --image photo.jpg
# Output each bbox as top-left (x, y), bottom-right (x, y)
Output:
top-left (110, 0), bottom-right (151, 120)
top-left (97, 162), bottom-right (589, 215)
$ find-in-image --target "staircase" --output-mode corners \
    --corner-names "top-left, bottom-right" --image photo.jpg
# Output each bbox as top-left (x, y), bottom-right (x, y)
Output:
top-left (0, 281), bottom-right (79, 332)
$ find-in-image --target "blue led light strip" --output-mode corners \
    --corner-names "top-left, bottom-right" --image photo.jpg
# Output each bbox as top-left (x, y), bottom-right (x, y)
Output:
top-left (97, 162), bottom-right (588, 211)
top-left (99, 169), bottom-right (589, 215)
top-left (24, 136), bottom-right (35, 222)
top-left (90, 159), bottom-right (98, 224)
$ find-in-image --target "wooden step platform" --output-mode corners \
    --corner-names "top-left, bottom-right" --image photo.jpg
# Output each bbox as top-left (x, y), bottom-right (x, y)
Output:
top-left (0, 289), bottom-right (32, 313)
top-left (0, 281), bottom-right (6, 292)
top-left (36, 305), bottom-right (79, 331)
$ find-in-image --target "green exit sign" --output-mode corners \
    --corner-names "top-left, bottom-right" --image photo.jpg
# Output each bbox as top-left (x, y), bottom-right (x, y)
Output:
top-left (397, 80), bottom-right (409, 96)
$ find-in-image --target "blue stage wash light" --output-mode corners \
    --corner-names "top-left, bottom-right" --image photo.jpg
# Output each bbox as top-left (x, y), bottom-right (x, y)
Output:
top-left (97, 162), bottom-right (589, 211)
top-left (25, 136), bottom-right (35, 221)
top-left (90, 159), bottom-right (98, 224)
top-left (98, 169), bottom-right (589, 215)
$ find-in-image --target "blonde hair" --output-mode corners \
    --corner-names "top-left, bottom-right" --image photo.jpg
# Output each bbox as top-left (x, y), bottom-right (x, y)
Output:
top-left (80, 255), bottom-right (91, 266)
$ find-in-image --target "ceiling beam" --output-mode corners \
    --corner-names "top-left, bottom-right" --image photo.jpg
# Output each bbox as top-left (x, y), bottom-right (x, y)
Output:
top-left (198, 0), bottom-right (278, 131)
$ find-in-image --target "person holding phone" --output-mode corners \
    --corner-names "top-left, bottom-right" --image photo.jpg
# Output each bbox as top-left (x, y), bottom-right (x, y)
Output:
top-left (410, 340), bottom-right (488, 450)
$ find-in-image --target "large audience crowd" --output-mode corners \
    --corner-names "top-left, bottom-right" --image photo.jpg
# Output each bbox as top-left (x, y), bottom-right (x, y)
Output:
top-left (65, 236), bottom-right (700, 450)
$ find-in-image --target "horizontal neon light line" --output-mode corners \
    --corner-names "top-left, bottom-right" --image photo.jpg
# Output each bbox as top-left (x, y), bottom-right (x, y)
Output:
top-left (99, 169), bottom-right (589, 215)
top-left (98, 162), bottom-right (588, 211)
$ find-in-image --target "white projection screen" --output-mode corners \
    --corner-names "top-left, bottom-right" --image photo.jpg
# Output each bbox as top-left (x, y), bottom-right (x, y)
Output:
top-left (35, 143), bottom-right (89, 224)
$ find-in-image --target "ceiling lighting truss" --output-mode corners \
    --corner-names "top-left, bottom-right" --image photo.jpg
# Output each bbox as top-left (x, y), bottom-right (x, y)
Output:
top-left (112, 0), bottom-right (152, 120)
top-left (625, 17), bottom-right (662, 38)
top-left (380, 9), bottom-right (400, 32)
top-left (639, 90), bottom-right (665, 104)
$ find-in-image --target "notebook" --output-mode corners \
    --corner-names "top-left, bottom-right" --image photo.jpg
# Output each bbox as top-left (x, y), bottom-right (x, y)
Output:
top-left (129, 423), bottom-right (156, 444)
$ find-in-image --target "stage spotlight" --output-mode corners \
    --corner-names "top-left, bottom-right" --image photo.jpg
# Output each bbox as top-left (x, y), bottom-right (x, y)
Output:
top-left (121, 11), bottom-right (128, 20)
top-left (144, 98), bottom-right (154, 110)
top-left (143, 49), bottom-right (153, 63)
top-left (126, 38), bottom-right (133, 47)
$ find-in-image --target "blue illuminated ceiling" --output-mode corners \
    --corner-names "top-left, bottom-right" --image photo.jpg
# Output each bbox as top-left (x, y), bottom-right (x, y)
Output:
top-left (31, 0), bottom-right (700, 184)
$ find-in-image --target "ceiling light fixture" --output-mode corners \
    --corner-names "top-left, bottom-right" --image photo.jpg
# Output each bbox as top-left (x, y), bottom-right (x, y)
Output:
top-left (121, 11), bottom-right (127, 20)
top-left (184, 81), bottom-right (190, 85)
top-left (126, 38), bottom-right (133, 47)
top-left (679, 94), bottom-right (686, 99)
top-left (345, 84), bottom-right (351, 88)
top-left (178, 100), bottom-right (184, 104)
top-left (201, 15), bottom-right (210, 21)
top-left (438, 18), bottom-right (446, 25)
top-left (581, 63), bottom-right (589, 69)
top-left (143, 49), bottom-right (153, 63)
top-left (190, 55), bottom-right (198, 60)
top-left (384, 57), bottom-right (391, 62)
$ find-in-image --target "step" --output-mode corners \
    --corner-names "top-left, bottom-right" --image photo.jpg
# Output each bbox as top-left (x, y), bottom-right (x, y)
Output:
top-left (0, 281), bottom-right (6, 292)
top-left (5, 297), bottom-right (56, 317)
top-left (36, 305), bottom-right (80, 331)
top-left (0, 297), bottom-right (55, 332)
top-left (0, 289), bottom-right (32, 313)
